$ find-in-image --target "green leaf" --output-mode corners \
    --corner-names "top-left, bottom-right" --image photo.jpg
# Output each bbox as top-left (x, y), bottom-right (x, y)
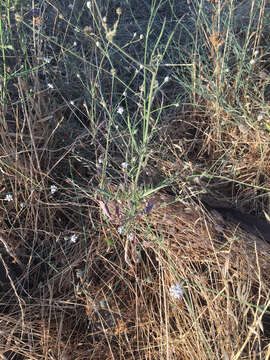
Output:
top-left (264, 122), bottom-right (270, 132)
top-left (104, 237), bottom-right (114, 247)
top-left (5, 45), bottom-right (14, 50)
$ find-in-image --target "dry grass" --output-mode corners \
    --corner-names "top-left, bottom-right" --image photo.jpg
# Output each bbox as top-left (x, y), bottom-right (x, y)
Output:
top-left (0, 0), bottom-right (270, 359)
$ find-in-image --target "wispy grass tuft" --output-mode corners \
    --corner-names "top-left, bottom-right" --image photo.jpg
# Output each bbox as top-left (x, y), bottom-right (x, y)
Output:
top-left (0, 0), bottom-right (270, 359)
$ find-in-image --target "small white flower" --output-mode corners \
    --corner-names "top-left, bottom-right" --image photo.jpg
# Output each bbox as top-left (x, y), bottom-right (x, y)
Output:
top-left (15, 13), bottom-right (23, 23)
top-left (116, 8), bottom-right (122, 15)
top-left (64, 234), bottom-right (78, 243)
top-left (86, 1), bottom-right (91, 9)
top-left (83, 26), bottom-right (92, 33)
top-left (48, 83), bottom-right (53, 89)
top-left (70, 100), bottom-right (75, 105)
top-left (50, 185), bottom-right (58, 195)
top-left (98, 156), bottom-right (104, 164)
top-left (118, 225), bottom-right (125, 235)
top-left (20, 202), bottom-right (25, 208)
top-left (68, 4), bottom-right (73, 9)
top-left (169, 283), bottom-right (184, 300)
top-left (127, 232), bottom-right (135, 241)
top-left (121, 162), bottom-right (129, 170)
top-left (4, 194), bottom-right (13, 202)
top-left (139, 34), bottom-right (144, 40)
top-left (96, 41), bottom-right (100, 47)
top-left (73, 41), bottom-right (77, 46)
top-left (164, 76), bottom-right (170, 83)
top-left (254, 50), bottom-right (259, 57)
top-left (70, 234), bottom-right (78, 243)
top-left (257, 113), bottom-right (264, 122)
top-left (117, 106), bottom-right (124, 115)
top-left (250, 59), bottom-right (256, 65)
top-left (43, 57), bottom-right (52, 63)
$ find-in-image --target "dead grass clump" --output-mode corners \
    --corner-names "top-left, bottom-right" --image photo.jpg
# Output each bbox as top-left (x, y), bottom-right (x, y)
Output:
top-left (1, 183), bottom-right (270, 359)
top-left (95, 186), bottom-right (270, 358)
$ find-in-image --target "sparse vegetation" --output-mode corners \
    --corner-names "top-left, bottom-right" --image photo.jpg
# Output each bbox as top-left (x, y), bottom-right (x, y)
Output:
top-left (0, 0), bottom-right (270, 359)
